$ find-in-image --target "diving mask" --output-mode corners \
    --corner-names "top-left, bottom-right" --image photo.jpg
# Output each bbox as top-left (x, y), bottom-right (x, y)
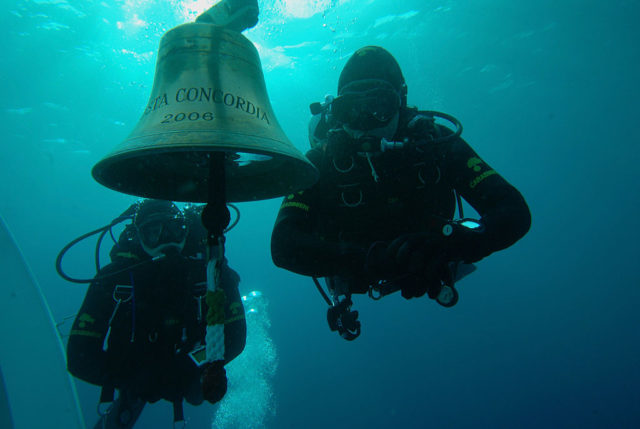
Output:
top-left (331, 79), bottom-right (401, 131)
top-left (136, 212), bottom-right (188, 257)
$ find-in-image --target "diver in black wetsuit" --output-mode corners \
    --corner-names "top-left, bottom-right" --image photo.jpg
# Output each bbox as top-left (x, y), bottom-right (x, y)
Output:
top-left (66, 200), bottom-right (246, 428)
top-left (271, 46), bottom-right (531, 340)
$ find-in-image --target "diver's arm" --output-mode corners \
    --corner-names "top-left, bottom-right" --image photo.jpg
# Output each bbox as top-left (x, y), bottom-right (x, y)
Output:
top-left (66, 275), bottom-right (114, 386)
top-left (443, 135), bottom-right (531, 262)
top-left (271, 194), bottom-right (366, 278)
top-left (220, 263), bottom-right (247, 363)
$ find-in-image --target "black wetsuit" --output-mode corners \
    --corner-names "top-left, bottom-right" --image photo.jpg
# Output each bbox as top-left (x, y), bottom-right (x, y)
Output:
top-left (67, 255), bottom-right (245, 402)
top-left (271, 108), bottom-right (531, 291)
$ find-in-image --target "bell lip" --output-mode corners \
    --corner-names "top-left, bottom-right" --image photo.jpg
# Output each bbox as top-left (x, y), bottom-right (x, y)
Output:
top-left (91, 146), bottom-right (319, 203)
top-left (102, 129), bottom-right (301, 160)
top-left (92, 143), bottom-right (316, 169)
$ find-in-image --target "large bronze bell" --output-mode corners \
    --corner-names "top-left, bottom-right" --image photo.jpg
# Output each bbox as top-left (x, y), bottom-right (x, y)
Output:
top-left (92, 23), bottom-right (317, 202)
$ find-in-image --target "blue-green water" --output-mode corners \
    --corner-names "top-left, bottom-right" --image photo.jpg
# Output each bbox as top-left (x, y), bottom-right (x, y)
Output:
top-left (1, 0), bottom-right (639, 427)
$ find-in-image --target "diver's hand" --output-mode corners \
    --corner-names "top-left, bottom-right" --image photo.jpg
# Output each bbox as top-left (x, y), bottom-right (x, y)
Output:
top-left (364, 234), bottom-right (441, 280)
top-left (386, 233), bottom-right (441, 275)
top-left (395, 257), bottom-right (448, 299)
top-left (386, 233), bottom-right (447, 299)
top-left (201, 360), bottom-right (227, 404)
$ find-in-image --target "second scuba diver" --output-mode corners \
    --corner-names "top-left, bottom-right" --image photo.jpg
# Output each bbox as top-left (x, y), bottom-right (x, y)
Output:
top-left (64, 199), bottom-right (246, 428)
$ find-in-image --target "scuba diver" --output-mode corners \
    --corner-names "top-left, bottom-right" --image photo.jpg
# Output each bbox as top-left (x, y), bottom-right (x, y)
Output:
top-left (62, 199), bottom-right (246, 428)
top-left (270, 46), bottom-right (531, 341)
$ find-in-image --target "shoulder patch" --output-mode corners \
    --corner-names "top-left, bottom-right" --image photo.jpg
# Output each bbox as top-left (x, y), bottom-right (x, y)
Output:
top-left (466, 156), bottom-right (497, 188)
top-left (467, 157), bottom-right (484, 172)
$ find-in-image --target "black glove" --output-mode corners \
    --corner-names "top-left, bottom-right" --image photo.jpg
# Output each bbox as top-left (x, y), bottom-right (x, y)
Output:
top-left (385, 233), bottom-right (447, 299)
top-left (201, 360), bottom-right (227, 404)
top-left (388, 221), bottom-right (487, 267)
top-left (386, 233), bottom-right (440, 275)
top-left (390, 259), bottom-right (450, 299)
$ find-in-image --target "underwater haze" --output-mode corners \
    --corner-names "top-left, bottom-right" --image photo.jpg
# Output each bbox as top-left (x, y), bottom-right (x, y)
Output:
top-left (1, 0), bottom-right (639, 428)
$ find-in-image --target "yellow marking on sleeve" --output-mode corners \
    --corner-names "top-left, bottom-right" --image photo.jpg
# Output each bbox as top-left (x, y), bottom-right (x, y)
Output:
top-left (78, 313), bottom-right (96, 324)
top-left (69, 329), bottom-right (103, 339)
top-left (229, 302), bottom-right (242, 316)
top-left (225, 314), bottom-right (246, 324)
top-left (285, 191), bottom-right (305, 200)
top-left (467, 157), bottom-right (484, 172)
top-left (469, 170), bottom-right (497, 188)
top-left (114, 252), bottom-right (140, 260)
top-left (280, 202), bottom-right (309, 211)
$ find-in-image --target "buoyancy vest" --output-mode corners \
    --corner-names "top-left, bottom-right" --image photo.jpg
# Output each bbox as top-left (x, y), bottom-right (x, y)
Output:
top-left (307, 108), bottom-right (457, 245)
